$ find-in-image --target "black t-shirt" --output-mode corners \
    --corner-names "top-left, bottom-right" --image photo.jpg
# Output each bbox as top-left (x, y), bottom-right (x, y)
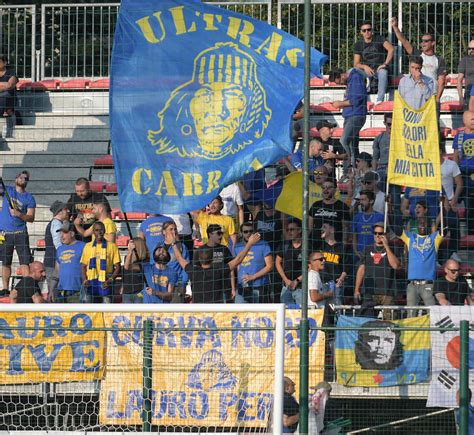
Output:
top-left (277, 241), bottom-right (302, 282)
top-left (283, 393), bottom-right (299, 432)
top-left (254, 210), bottom-right (283, 252)
top-left (185, 263), bottom-right (228, 303)
top-left (122, 262), bottom-right (145, 294)
top-left (360, 244), bottom-right (398, 296)
top-left (309, 200), bottom-right (350, 241)
top-left (314, 240), bottom-right (349, 282)
top-left (198, 244), bottom-right (233, 293)
top-left (354, 35), bottom-right (387, 68)
top-left (14, 277), bottom-right (41, 303)
top-left (66, 192), bottom-right (111, 242)
top-left (433, 277), bottom-right (471, 305)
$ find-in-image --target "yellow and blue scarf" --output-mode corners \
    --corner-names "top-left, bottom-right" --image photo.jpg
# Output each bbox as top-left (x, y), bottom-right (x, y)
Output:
top-left (87, 239), bottom-right (108, 283)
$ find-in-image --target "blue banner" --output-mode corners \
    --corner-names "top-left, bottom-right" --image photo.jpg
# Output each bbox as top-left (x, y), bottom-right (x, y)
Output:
top-left (110, 0), bottom-right (327, 213)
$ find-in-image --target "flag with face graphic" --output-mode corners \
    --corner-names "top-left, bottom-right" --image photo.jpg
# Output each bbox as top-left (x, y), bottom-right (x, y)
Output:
top-left (335, 315), bottom-right (430, 387)
top-left (111, 0), bottom-right (327, 213)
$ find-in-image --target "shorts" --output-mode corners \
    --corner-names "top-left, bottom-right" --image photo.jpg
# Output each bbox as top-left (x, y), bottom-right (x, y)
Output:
top-left (0, 231), bottom-right (32, 266)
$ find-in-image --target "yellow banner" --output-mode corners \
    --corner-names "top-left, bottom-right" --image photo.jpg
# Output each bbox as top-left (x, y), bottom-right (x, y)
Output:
top-left (99, 310), bottom-right (324, 427)
top-left (0, 312), bottom-right (105, 384)
top-left (387, 93), bottom-right (441, 190)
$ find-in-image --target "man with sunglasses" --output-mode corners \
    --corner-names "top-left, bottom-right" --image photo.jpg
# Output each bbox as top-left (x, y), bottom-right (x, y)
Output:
top-left (391, 18), bottom-right (446, 102)
top-left (308, 251), bottom-right (332, 308)
top-left (354, 223), bottom-right (401, 308)
top-left (354, 21), bottom-right (394, 103)
top-left (457, 40), bottom-right (474, 109)
top-left (233, 222), bottom-right (273, 303)
top-left (433, 259), bottom-right (473, 305)
top-left (0, 170), bottom-right (36, 293)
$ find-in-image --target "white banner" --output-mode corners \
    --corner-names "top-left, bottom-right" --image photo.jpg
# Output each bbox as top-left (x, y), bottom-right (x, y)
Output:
top-left (427, 306), bottom-right (474, 407)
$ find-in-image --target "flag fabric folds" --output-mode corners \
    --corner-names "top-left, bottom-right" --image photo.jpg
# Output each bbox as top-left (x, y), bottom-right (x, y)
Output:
top-left (110, 0), bottom-right (327, 213)
top-left (387, 93), bottom-right (441, 191)
top-left (335, 315), bottom-right (430, 387)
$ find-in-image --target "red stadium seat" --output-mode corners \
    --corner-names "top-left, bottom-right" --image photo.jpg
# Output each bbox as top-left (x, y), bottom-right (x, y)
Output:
top-left (36, 239), bottom-right (46, 248)
top-left (332, 128), bottom-right (344, 138)
top-left (117, 211), bottom-right (147, 220)
top-left (311, 102), bottom-right (339, 112)
top-left (337, 180), bottom-right (350, 192)
top-left (310, 128), bottom-right (319, 138)
top-left (390, 75), bottom-right (402, 86)
top-left (310, 77), bottom-right (325, 87)
top-left (457, 207), bottom-right (466, 219)
top-left (30, 80), bottom-right (60, 90)
top-left (360, 127), bottom-right (385, 138)
top-left (440, 101), bottom-right (464, 112)
top-left (116, 235), bottom-right (131, 247)
top-left (93, 154), bottom-right (114, 167)
top-left (89, 78), bottom-right (110, 89)
top-left (60, 79), bottom-right (90, 90)
top-left (111, 208), bottom-right (121, 219)
top-left (373, 101), bottom-right (394, 112)
top-left (105, 183), bottom-right (117, 193)
top-left (460, 235), bottom-right (474, 249)
top-left (16, 80), bottom-right (32, 90)
top-left (367, 102), bottom-right (374, 111)
top-left (448, 76), bottom-right (457, 86)
top-left (89, 181), bottom-right (106, 192)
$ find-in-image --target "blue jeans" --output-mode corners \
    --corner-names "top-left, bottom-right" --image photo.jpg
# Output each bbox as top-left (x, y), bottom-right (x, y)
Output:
top-left (326, 280), bottom-right (344, 305)
top-left (280, 286), bottom-right (303, 306)
top-left (341, 115), bottom-right (367, 168)
top-left (235, 286), bottom-right (259, 303)
top-left (375, 68), bottom-right (388, 103)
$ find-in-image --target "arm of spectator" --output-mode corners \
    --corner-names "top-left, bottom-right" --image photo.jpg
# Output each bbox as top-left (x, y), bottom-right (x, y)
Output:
top-left (379, 41), bottom-right (394, 69)
top-left (230, 233), bottom-right (238, 248)
top-left (332, 99), bottom-right (351, 109)
top-left (283, 413), bottom-right (299, 428)
top-left (228, 233), bottom-right (261, 271)
top-left (336, 271), bottom-right (348, 288)
top-left (451, 174), bottom-right (463, 211)
top-left (243, 254), bottom-right (273, 283)
top-left (9, 207), bottom-right (35, 223)
top-left (172, 243), bottom-right (190, 270)
top-left (372, 137), bottom-right (380, 170)
top-left (400, 197), bottom-right (411, 218)
top-left (467, 294), bottom-right (474, 306)
top-left (51, 220), bottom-right (62, 249)
top-left (354, 264), bottom-right (365, 301)
top-left (283, 156), bottom-right (298, 173)
top-left (9, 289), bottom-right (17, 303)
top-left (231, 269), bottom-right (237, 299)
top-left (353, 53), bottom-right (374, 76)
top-left (109, 263), bottom-right (121, 283)
top-left (124, 240), bottom-right (135, 271)
top-left (457, 72), bottom-right (465, 101)
top-left (275, 254), bottom-right (292, 287)
top-left (435, 292), bottom-right (450, 305)
top-left (381, 235), bottom-right (401, 269)
top-left (152, 283), bottom-right (174, 301)
top-left (238, 204), bottom-right (245, 228)
top-left (470, 95), bottom-right (474, 112)
top-left (390, 17), bottom-right (414, 54)
top-left (137, 230), bottom-right (145, 240)
top-left (0, 75), bottom-right (18, 91)
top-left (81, 263), bottom-right (89, 286)
top-left (453, 150), bottom-right (460, 165)
top-left (436, 74), bottom-right (447, 102)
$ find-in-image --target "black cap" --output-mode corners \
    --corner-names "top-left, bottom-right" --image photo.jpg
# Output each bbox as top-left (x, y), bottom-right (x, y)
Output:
top-left (316, 120), bottom-right (337, 130)
top-left (56, 221), bottom-right (75, 233)
top-left (50, 200), bottom-right (68, 216)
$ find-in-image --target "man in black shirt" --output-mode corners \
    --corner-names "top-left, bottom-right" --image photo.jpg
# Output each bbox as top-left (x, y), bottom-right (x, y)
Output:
top-left (318, 120), bottom-right (347, 178)
top-left (11, 261), bottom-right (45, 303)
top-left (283, 376), bottom-right (299, 433)
top-left (354, 223), bottom-right (401, 309)
top-left (66, 177), bottom-right (110, 242)
top-left (434, 260), bottom-right (473, 305)
top-left (354, 21), bottom-right (394, 103)
top-left (172, 232), bottom-right (260, 303)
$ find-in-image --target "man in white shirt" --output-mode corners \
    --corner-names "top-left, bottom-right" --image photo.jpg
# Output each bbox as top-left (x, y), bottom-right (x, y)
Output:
top-left (219, 182), bottom-right (244, 227)
top-left (308, 251), bottom-right (333, 308)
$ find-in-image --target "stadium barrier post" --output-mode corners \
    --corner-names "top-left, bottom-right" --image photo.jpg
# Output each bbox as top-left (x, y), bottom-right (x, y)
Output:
top-left (459, 320), bottom-right (469, 435)
top-left (142, 319), bottom-right (154, 432)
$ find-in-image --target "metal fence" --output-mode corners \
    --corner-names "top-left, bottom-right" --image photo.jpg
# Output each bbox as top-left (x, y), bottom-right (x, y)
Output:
top-left (0, 1), bottom-right (472, 80)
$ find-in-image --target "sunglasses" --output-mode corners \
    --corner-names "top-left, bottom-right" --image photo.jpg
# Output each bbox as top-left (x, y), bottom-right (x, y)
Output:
top-left (374, 231), bottom-right (384, 235)
top-left (469, 47), bottom-right (474, 51)
top-left (311, 257), bottom-right (325, 262)
top-left (421, 38), bottom-right (432, 43)
top-left (212, 231), bottom-right (224, 236)
top-left (314, 171), bottom-right (326, 176)
top-left (241, 230), bottom-right (253, 234)
top-left (361, 28), bottom-right (372, 33)
top-left (448, 268), bottom-right (460, 273)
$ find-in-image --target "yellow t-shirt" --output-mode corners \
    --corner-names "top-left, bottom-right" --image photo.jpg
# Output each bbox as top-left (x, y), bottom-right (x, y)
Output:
top-left (195, 212), bottom-right (236, 246)
top-left (80, 241), bottom-right (121, 279)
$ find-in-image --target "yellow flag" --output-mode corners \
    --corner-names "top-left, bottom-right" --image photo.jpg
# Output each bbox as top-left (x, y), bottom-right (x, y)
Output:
top-left (387, 93), bottom-right (441, 190)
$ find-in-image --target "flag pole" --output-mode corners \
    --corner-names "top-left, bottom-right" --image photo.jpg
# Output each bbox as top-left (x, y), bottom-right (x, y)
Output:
top-left (384, 181), bottom-right (390, 233)
top-left (298, 0), bottom-right (311, 432)
top-left (439, 192), bottom-right (444, 237)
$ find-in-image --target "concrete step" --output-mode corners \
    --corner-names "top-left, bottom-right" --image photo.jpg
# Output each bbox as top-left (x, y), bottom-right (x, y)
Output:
top-left (19, 113), bottom-right (109, 128)
top-left (0, 139), bottom-right (109, 154)
top-left (1, 167), bottom-right (89, 182)
top-left (0, 153), bottom-right (103, 165)
top-left (11, 126), bottom-right (110, 141)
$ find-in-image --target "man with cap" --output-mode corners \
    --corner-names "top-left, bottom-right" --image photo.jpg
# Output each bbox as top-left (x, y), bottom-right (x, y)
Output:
top-left (318, 120), bottom-right (347, 178)
top-left (44, 200), bottom-right (70, 301)
top-left (0, 170), bottom-right (36, 293)
top-left (55, 221), bottom-right (85, 303)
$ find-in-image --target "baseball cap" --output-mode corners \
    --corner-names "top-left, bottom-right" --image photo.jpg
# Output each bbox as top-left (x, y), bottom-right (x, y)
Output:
top-left (56, 221), bottom-right (75, 233)
top-left (50, 201), bottom-right (69, 216)
top-left (316, 120), bottom-right (337, 130)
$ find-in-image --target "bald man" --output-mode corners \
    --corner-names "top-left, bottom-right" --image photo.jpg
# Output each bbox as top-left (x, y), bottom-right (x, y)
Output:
top-left (433, 260), bottom-right (473, 305)
top-left (10, 261), bottom-right (45, 303)
top-left (283, 376), bottom-right (299, 433)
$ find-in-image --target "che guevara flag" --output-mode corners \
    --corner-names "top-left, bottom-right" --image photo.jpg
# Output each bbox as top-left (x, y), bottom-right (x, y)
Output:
top-left (110, 0), bottom-right (327, 213)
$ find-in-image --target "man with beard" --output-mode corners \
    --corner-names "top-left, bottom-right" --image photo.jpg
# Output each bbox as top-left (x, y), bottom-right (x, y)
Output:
top-left (11, 261), bottom-right (45, 303)
top-left (0, 170), bottom-right (36, 292)
top-left (67, 177), bottom-right (110, 242)
top-left (309, 179), bottom-right (350, 243)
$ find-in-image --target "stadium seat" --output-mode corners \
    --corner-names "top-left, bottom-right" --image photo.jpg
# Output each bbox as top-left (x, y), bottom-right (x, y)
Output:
top-left (105, 183), bottom-right (118, 193)
top-left (448, 76), bottom-right (457, 86)
top-left (331, 127), bottom-right (344, 138)
top-left (440, 101), bottom-right (464, 112)
top-left (32, 80), bottom-right (60, 90)
top-left (309, 128), bottom-right (319, 138)
top-left (89, 181), bottom-right (106, 192)
top-left (115, 235), bottom-right (131, 247)
top-left (367, 102), bottom-right (374, 111)
top-left (89, 78), bottom-right (110, 89)
top-left (60, 79), bottom-right (90, 90)
top-left (457, 207), bottom-right (466, 219)
top-left (310, 77), bottom-right (325, 87)
top-left (36, 239), bottom-right (46, 248)
top-left (310, 102), bottom-right (339, 112)
top-left (390, 75), bottom-right (403, 86)
top-left (337, 179), bottom-right (350, 192)
top-left (460, 235), bottom-right (474, 249)
top-left (111, 208), bottom-right (121, 219)
top-left (451, 127), bottom-right (465, 137)
top-left (360, 127), bottom-right (385, 138)
top-left (373, 101), bottom-right (394, 112)
top-left (440, 127), bottom-right (451, 138)
top-left (117, 211), bottom-right (147, 220)
top-left (16, 80), bottom-right (32, 90)
top-left (93, 154), bottom-right (114, 167)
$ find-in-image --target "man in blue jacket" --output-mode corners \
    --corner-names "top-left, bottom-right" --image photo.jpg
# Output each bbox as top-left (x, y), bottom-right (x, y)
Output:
top-left (329, 68), bottom-right (368, 170)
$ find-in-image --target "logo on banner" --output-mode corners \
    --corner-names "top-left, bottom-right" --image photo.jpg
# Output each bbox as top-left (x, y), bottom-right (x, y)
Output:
top-left (148, 42), bottom-right (271, 160)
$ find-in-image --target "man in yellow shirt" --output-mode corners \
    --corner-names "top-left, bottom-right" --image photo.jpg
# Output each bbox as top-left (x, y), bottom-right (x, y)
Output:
top-left (74, 201), bottom-right (117, 243)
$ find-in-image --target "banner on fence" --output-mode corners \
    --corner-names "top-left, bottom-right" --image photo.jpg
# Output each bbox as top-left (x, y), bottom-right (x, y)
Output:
top-left (387, 93), bottom-right (441, 190)
top-left (427, 306), bottom-right (474, 407)
top-left (0, 312), bottom-right (105, 384)
top-left (335, 315), bottom-right (430, 387)
top-left (99, 310), bottom-right (324, 426)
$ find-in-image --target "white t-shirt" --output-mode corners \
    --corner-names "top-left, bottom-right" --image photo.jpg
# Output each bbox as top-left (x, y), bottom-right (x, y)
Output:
top-left (220, 183), bottom-right (244, 217)
top-left (166, 213), bottom-right (192, 235)
top-left (308, 269), bottom-right (324, 308)
top-left (441, 159), bottom-right (461, 200)
top-left (421, 53), bottom-right (439, 93)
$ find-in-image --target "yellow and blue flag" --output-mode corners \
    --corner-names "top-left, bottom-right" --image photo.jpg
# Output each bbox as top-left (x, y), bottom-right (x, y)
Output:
top-left (335, 315), bottom-right (430, 387)
top-left (110, 0), bottom-right (327, 213)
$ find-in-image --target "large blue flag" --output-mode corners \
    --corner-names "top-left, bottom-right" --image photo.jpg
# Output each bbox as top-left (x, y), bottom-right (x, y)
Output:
top-left (110, 0), bottom-right (327, 213)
